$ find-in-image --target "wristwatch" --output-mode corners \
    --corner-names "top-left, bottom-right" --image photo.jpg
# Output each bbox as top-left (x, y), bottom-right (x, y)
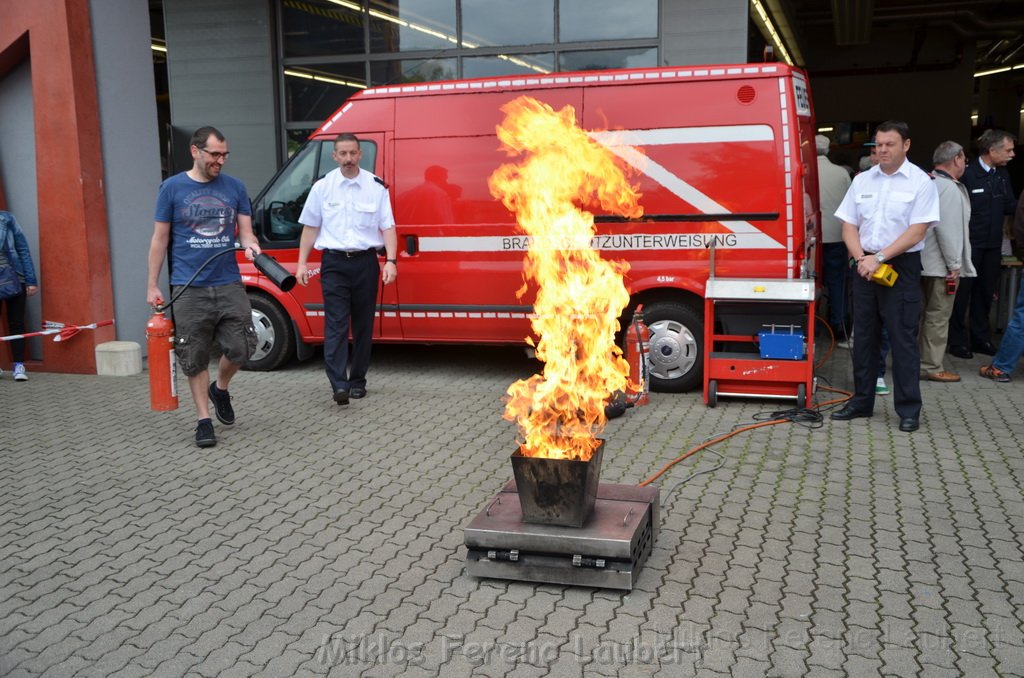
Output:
top-left (386, 258), bottom-right (397, 264)
top-left (875, 252), bottom-right (886, 264)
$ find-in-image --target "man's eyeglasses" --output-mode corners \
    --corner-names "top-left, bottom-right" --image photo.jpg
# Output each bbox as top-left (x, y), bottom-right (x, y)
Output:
top-left (198, 147), bottom-right (230, 160)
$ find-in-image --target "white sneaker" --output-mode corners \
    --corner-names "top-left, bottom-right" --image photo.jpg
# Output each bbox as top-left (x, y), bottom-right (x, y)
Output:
top-left (13, 363), bottom-right (27, 381)
top-left (875, 377), bottom-right (889, 395)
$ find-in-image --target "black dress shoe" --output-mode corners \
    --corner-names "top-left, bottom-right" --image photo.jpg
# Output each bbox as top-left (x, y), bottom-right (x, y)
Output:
top-left (350, 386), bottom-right (367, 399)
top-left (948, 345), bottom-right (973, 359)
top-left (333, 389), bottom-right (350, 406)
top-left (830, 405), bottom-right (873, 421)
top-left (899, 417), bottom-right (919, 432)
top-left (971, 341), bottom-right (998, 356)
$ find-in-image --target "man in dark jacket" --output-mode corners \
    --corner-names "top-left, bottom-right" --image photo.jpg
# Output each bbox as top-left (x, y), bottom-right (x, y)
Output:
top-left (947, 129), bottom-right (1017, 359)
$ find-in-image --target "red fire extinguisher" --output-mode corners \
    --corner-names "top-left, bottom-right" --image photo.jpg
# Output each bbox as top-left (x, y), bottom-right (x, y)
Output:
top-left (625, 305), bottom-right (651, 406)
top-left (146, 309), bottom-right (179, 411)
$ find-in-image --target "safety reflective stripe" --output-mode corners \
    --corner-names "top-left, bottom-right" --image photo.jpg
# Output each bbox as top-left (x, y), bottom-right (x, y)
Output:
top-left (588, 125), bottom-right (783, 249)
top-left (416, 232), bottom-right (774, 252)
top-left (304, 309), bottom-right (534, 319)
top-left (777, 77), bottom-right (796, 273)
top-left (360, 65), bottom-right (781, 97)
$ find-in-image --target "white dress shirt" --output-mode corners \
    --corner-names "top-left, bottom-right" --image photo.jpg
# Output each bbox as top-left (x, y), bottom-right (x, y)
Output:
top-left (298, 167), bottom-right (395, 251)
top-left (835, 159), bottom-right (939, 253)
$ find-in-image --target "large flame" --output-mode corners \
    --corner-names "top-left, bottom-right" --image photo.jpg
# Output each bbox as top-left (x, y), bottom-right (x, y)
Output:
top-left (489, 96), bottom-right (643, 461)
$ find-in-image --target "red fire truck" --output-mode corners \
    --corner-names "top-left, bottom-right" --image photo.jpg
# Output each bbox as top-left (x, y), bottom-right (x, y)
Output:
top-left (240, 62), bottom-right (820, 393)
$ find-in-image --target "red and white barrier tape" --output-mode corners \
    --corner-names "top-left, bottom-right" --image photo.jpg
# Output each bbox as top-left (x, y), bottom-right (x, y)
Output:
top-left (0, 319), bottom-right (115, 343)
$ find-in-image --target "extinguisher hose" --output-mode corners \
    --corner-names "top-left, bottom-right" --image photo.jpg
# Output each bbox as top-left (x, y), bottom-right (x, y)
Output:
top-left (154, 247), bottom-right (249, 312)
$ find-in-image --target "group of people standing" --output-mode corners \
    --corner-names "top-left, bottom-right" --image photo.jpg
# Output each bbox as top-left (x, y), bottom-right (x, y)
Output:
top-left (817, 122), bottom-right (1021, 433)
top-left (148, 128), bottom-right (394, 447)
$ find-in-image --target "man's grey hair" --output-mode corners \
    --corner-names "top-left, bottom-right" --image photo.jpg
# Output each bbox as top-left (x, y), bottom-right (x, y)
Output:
top-left (977, 128), bottom-right (1016, 155)
top-left (933, 140), bottom-right (963, 166)
top-left (815, 134), bottom-right (831, 155)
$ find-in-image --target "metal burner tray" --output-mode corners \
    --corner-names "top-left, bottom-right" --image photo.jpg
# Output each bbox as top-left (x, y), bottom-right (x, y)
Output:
top-left (464, 481), bottom-right (659, 590)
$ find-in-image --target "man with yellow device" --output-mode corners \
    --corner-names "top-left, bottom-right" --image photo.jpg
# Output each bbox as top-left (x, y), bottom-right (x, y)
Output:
top-left (831, 120), bottom-right (940, 433)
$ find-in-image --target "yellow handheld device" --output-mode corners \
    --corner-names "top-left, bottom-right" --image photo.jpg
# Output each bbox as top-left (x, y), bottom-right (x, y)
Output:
top-left (871, 263), bottom-right (898, 287)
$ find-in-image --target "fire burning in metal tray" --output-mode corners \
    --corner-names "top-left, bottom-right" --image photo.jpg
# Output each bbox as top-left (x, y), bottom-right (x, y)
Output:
top-left (464, 96), bottom-right (659, 590)
top-left (489, 95), bottom-right (644, 463)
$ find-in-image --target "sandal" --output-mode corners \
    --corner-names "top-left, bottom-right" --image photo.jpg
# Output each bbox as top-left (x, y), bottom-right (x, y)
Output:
top-left (979, 365), bottom-right (1011, 382)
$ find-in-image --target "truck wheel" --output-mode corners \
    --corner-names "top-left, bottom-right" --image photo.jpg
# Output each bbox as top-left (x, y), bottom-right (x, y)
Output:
top-left (643, 300), bottom-right (703, 393)
top-left (246, 293), bottom-right (295, 371)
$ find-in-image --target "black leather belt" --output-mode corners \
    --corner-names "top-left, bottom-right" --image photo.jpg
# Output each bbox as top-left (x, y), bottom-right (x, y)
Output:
top-left (325, 247), bottom-right (377, 258)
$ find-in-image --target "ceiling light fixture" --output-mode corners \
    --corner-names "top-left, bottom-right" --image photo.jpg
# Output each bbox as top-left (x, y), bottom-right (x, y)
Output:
top-left (974, 64), bottom-right (1024, 78)
top-left (284, 68), bottom-right (367, 89)
top-left (324, 0), bottom-right (548, 73)
top-left (750, 0), bottom-right (794, 66)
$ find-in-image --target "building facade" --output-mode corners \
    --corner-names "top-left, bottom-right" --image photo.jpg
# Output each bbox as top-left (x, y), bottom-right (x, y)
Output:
top-left (157, 0), bottom-right (751, 193)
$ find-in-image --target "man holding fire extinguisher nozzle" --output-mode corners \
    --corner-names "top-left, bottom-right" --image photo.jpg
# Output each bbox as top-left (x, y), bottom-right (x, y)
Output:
top-left (146, 126), bottom-right (261, 448)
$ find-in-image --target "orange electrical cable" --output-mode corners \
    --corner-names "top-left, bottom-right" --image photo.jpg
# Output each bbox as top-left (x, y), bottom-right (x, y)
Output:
top-left (815, 315), bottom-right (837, 369)
top-left (637, 383), bottom-right (854, 488)
top-left (637, 316), bottom-right (856, 488)
top-left (638, 417), bottom-right (789, 487)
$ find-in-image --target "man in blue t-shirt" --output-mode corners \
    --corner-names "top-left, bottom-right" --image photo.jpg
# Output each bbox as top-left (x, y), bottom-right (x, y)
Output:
top-left (147, 126), bottom-right (262, 448)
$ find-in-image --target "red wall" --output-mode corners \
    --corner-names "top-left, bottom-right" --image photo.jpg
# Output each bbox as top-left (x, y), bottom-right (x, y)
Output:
top-left (0, 0), bottom-right (115, 372)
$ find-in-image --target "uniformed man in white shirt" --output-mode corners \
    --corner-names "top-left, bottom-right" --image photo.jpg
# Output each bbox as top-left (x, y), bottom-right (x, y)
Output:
top-left (832, 121), bottom-right (940, 432)
top-left (296, 133), bottom-right (398, 405)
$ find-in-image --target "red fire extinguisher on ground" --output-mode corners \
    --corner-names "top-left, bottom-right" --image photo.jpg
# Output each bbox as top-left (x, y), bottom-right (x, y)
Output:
top-left (146, 308), bottom-right (179, 411)
top-left (625, 305), bottom-right (651, 406)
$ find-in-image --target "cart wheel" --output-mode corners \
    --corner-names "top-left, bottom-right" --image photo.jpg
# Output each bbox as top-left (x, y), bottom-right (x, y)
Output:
top-left (708, 380), bottom-right (718, 408)
top-left (797, 383), bottom-right (807, 408)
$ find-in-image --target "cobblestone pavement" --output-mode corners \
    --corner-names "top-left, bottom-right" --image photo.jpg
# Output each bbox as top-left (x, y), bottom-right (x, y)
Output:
top-left (2, 340), bottom-right (1023, 677)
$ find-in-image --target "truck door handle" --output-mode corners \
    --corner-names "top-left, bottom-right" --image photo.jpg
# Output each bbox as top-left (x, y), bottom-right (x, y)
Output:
top-left (405, 234), bottom-right (418, 256)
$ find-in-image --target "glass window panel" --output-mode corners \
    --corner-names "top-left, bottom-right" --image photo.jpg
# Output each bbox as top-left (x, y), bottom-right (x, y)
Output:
top-left (559, 0), bottom-right (658, 42)
top-left (258, 140), bottom-right (320, 242)
top-left (370, 58), bottom-right (456, 86)
top-left (360, 140), bottom-right (377, 173)
top-left (318, 139), bottom-right (336, 174)
top-left (368, 0), bottom-right (457, 53)
top-left (317, 137), bottom-right (378, 174)
top-left (283, 63), bottom-right (367, 124)
top-left (286, 129), bottom-right (316, 158)
top-left (462, 53), bottom-right (554, 79)
top-left (319, 139), bottom-right (378, 175)
top-left (559, 47), bottom-right (657, 73)
top-left (282, 0), bottom-right (365, 58)
top-left (461, 0), bottom-right (553, 47)
top-left (257, 139), bottom-right (378, 243)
